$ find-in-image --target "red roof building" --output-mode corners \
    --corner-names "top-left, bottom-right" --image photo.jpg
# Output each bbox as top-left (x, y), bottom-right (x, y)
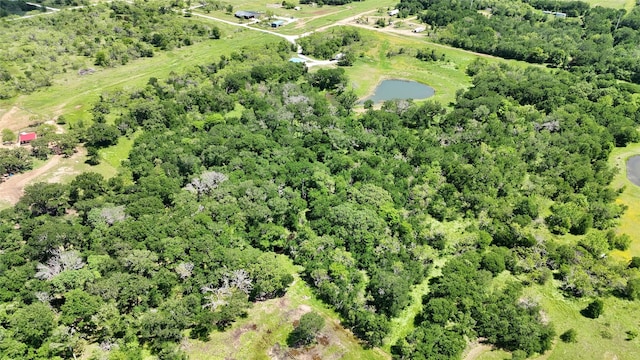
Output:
top-left (19, 132), bottom-right (37, 144)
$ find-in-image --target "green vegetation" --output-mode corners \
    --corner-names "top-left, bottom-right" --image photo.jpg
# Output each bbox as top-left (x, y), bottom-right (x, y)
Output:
top-left (398, 0), bottom-right (640, 84)
top-left (560, 328), bottom-right (578, 343)
top-left (287, 311), bottom-right (325, 346)
top-left (0, 0), bottom-right (639, 359)
top-left (0, 1), bottom-right (220, 99)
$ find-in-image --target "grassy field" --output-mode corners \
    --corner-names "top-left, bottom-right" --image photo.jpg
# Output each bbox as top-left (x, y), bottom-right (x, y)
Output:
top-left (608, 143), bottom-right (640, 260)
top-left (185, 257), bottom-right (390, 360)
top-left (471, 278), bottom-right (640, 360)
top-left (346, 32), bottom-right (472, 106)
top-left (567, 0), bottom-right (636, 10)
top-left (0, 22), bottom-right (279, 126)
top-left (196, 0), bottom-right (397, 34)
top-left (344, 28), bottom-right (542, 107)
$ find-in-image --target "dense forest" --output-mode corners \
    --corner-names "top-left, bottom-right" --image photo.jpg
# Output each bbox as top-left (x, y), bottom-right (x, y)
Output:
top-left (397, 0), bottom-right (640, 83)
top-left (0, 1), bottom-right (219, 98)
top-left (0, 29), bottom-right (639, 358)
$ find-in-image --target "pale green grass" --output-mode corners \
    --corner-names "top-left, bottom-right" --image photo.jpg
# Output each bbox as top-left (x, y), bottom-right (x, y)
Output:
top-left (185, 257), bottom-right (389, 360)
top-left (346, 32), bottom-right (473, 106)
top-left (383, 256), bottom-right (447, 352)
top-left (98, 132), bottom-right (139, 169)
top-left (608, 143), bottom-right (640, 260)
top-left (198, 0), bottom-right (397, 35)
top-left (561, 0), bottom-right (633, 10)
top-left (476, 281), bottom-right (640, 360)
top-left (279, 1), bottom-right (397, 35)
top-left (345, 29), bottom-right (537, 107)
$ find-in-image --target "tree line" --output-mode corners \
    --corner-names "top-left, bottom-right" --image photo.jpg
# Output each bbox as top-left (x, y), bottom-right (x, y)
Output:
top-left (397, 0), bottom-right (640, 84)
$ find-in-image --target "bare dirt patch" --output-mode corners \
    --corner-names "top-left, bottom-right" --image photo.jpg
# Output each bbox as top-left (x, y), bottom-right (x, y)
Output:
top-left (463, 343), bottom-right (493, 360)
top-left (0, 155), bottom-right (63, 205)
top-left (0, 150), bottom-right (85, 205)
top-left (0, 106), bottom-right (34, 132)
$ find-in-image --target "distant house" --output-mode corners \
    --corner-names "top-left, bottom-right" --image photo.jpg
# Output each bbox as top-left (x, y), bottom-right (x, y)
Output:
top-left (19, 132), bottom-right (37, 144)
top-left (234, 10), bottom-right (259, 19)
top-left (294, 6), bottom-right (301, 11)
top-left (289, 57), bottom-right (306, 63)
top-left (332, 53), bottom-right (345, 61)
top-left (271, 20), bottom-right (285, 28)
top-left (555, 12), bottom-right (567, 18)
top-left (388, 9), bottom-right (399, 16)
top-left (413, 26), bottom-right (426, 33)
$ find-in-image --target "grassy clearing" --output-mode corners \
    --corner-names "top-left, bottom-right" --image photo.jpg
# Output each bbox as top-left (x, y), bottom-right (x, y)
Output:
top-left (474, 280), bottom-right (640, 360)
top-left (382, 256), bottom-right (448, 352)
top-left (344, 29), bottom-right (538, 107)
top-left (98, 132), bottom-right (139, 169)
top-left (608, 143), bottom-right (640, 260)
top-left (346, 32), bottom-right (473, 106)
top-left (185, 256), bottom-right (389, 360)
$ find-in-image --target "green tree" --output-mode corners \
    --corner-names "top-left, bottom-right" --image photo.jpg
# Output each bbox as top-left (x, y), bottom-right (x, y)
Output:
top-left (1, 128), bottom-right (16, 143)
top-left (582, 299), bottom-right (604, 319)
top-left (560, 328), bottom-right (578, 343)
top-left (249, 253), bottom-right (293, 301)
top-left (626, 278), bottom-right (640, 300)
top-left (287, 312), bottom-right (325, 347)
top-left (86, 123), bottom-right (120, 148)
top-left (61, 289), bottom-right (102, 330)
top-left (10, 302), bottom-right (56, 348)
top-left (18, 182), bottom-right (69, 216)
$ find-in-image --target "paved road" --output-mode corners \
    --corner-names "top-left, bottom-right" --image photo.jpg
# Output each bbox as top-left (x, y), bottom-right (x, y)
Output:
top-left (25, 2), bottom-right (60, 11)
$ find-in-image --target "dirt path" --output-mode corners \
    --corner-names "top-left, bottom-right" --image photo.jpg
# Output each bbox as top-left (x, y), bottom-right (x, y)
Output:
top-left (0, 106), bottom-right (30, 132)
top-left (463, 344), bottom-right (493, 360)
top-left (0, 155), bottom-right (63, 205)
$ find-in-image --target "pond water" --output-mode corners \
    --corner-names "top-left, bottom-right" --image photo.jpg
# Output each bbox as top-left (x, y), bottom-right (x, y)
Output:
top-left (364, 79), bottom-right (435, 104)
top-left (627, 156), bottom-right (640, 186)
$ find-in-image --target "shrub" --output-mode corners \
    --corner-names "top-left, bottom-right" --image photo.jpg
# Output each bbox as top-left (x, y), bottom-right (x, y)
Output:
top-left (560, 328), bottom-right (577, 343)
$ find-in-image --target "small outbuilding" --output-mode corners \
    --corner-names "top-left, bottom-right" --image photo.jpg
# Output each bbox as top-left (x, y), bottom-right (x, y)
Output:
top-left (234, 10), bottom-right (260, 19)
top-left (271, 20), bottom-right (285, 28)
top-left (413, 26), bottom-right (426, 33)
top-left (555, 12), bottom-right (567, 18)
top-left (289, 57), bottom-right (306, 63)
top-left (388, 9), bottom-right (399, 16)
top-left (19, 132), bottom-right (37, 144)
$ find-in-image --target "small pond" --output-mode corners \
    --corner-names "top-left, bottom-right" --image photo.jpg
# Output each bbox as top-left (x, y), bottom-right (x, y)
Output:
top-left (627, 155), bottom-right (640, 186)
top-left (364, 79), bottom-right (435, 104)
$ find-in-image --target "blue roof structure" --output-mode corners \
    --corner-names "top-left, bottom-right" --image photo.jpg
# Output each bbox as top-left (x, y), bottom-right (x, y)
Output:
top-left (289, 57), bottom-right (306, 63)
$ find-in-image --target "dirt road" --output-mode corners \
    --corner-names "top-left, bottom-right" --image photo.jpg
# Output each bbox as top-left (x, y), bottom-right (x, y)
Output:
top-left (0, 155), bottom-right (63, 205)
